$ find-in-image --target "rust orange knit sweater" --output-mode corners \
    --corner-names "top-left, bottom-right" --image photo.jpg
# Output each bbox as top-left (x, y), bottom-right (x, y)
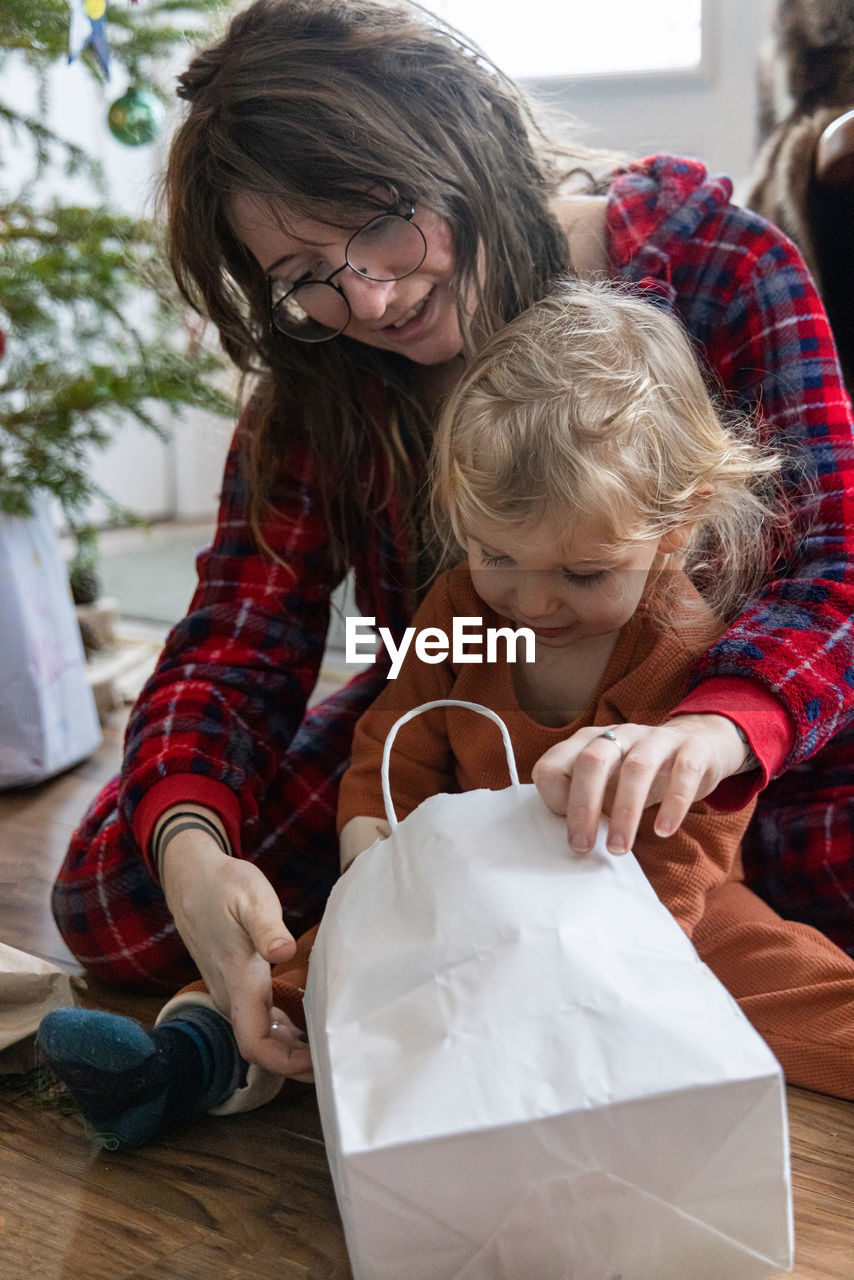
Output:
top-left (338, 564), bottom-right (753, 940)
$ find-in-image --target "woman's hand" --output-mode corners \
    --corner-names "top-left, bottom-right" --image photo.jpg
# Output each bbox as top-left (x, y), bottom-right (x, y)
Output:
top-left (159, 830), bottom-right (311, 1078)
top-left (531, 714), bottom-right (751, 857)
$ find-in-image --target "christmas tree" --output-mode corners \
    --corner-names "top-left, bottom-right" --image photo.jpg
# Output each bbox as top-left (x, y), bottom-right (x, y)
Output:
top-left (0, 0), bottom-right (233, 537)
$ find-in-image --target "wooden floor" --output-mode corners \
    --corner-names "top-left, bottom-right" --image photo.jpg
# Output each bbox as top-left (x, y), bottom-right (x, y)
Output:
top-left (1, 709), bottom-right (852, 1279)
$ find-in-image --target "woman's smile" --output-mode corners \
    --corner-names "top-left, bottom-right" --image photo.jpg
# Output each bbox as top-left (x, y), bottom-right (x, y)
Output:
top-left (386, 290), bottom-right (432, 331)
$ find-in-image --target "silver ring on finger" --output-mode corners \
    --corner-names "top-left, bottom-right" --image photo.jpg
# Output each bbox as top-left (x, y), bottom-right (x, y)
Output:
top-left (596, 728), bottom-right (625, 764)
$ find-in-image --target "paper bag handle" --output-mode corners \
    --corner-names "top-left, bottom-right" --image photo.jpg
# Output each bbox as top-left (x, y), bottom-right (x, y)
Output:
top-left (381, 699), bottom-right (520, 828)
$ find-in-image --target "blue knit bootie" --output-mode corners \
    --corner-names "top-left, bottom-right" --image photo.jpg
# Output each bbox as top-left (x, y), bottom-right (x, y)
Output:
top-left (37, 1005), bottom-right (245, 1149)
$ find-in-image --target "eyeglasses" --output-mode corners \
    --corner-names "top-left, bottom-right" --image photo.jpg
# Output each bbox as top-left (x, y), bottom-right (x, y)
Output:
top-left (267, 202), bottom-right (428, 343)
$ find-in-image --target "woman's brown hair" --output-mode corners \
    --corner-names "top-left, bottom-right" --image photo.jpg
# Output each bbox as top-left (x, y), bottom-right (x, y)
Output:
top-left (163, 0), bottom-right (595, 566)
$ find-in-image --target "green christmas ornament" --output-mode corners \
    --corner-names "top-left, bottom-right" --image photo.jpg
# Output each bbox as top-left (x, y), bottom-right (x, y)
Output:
top-left (107, 87), bottom-right (165, 146)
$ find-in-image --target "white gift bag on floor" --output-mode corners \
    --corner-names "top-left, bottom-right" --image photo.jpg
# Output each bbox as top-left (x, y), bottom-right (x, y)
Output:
top-left (0, 941), bottom-right (81, 1072)
top-left (0, 497), bottom-right (101, 787)
top-left (304, 701), bottom-right (794, 1280)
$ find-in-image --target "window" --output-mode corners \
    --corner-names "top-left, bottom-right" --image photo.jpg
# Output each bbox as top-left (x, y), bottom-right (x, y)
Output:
top-left (431, 0), bottom-right (704, 81)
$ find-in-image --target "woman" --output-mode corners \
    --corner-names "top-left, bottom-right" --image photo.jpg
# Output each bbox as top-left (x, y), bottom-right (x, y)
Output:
top-left (53, 0), bottom-right (854, 1081)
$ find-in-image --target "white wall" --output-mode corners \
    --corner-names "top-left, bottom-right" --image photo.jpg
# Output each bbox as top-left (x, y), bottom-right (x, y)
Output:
top-left (523, 0), bottom-right (775, 193)
top-left (81, 406), bottom-right (233, 526)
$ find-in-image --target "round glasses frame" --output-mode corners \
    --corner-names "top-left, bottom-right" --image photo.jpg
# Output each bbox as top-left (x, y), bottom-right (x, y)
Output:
top-left (267, 202), bottom-right (428, 344)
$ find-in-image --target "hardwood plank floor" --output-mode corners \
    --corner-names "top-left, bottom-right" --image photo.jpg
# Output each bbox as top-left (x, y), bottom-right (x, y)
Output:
top-left (1, 709), bottom-right (851, 1278)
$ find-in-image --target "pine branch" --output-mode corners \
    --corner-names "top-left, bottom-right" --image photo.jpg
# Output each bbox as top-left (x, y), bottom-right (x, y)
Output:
top-left (0, 0), bottom-right (234, 527)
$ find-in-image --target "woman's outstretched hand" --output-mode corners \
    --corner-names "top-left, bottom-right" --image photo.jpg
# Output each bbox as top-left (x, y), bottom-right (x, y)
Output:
top-left (531, 713), bottom-right (752, 857)
top-left (160, 834), bottom-right (312, 1079)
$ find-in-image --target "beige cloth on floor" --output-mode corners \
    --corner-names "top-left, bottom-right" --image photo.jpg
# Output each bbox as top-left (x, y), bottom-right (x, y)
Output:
top-left (0, 941), bottom-right (83, 1072)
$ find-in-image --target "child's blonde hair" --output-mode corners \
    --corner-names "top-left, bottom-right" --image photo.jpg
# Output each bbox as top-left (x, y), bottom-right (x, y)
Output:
top-left (432, 279), bottom-right (788, 621)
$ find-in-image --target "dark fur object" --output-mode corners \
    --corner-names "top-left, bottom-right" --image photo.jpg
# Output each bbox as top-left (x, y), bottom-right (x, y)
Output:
top-left (757, 0), bottom-right (854, 139)
top-left (747, 105), bottom-right (843, 282)
top-left (747, 1), bottom-right (854, 384)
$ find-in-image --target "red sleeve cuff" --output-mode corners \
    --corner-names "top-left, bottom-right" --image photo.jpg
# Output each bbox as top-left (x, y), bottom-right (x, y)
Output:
top-left (133, 774), bottom-right (244, 874)
top-left (668, 677), bottom-right (796, 812)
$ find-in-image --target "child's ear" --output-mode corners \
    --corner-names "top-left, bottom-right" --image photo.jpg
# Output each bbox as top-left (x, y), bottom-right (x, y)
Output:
top-left (658, 489), bottom-right (714, 555)
top-left (657, 522), bottom-right (695, 555)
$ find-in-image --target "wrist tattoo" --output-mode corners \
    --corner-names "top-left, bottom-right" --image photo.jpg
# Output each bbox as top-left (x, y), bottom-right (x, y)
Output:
top-left (153, 810), bottom-right (230, 881)
top-left (733, 724), bottom-right (758, 774)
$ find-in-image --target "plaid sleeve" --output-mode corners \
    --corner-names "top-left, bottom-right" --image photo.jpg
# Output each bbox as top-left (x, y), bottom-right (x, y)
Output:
top-left (685, 202), bottom-right (854, 770)
top-left (118, 408), bottom-right (341, 836)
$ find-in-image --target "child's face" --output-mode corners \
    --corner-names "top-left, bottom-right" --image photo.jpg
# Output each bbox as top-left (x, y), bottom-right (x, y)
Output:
top-left (465, 515), bottom-right (672, 650)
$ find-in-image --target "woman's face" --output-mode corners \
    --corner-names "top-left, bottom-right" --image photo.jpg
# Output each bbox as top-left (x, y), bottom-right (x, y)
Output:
top-left (229, 192), bottom-right (466, 366)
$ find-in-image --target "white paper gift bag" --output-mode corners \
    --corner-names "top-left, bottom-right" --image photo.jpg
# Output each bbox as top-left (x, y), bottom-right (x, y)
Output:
top-left (304, 700), bottom-right (794, 1280)
top-left (0, 941), bottom-right (81, 1071)
top-left (0, 497), bottom-right (101, 787)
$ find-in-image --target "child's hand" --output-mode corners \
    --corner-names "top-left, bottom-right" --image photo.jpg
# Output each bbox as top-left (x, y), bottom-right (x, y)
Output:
top-left (339, 814), bottom-right (392, 871)
top-left (267, 1008), bottom-right (314, 1082)
top-left (532, 714), bottom-right (750, 857)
